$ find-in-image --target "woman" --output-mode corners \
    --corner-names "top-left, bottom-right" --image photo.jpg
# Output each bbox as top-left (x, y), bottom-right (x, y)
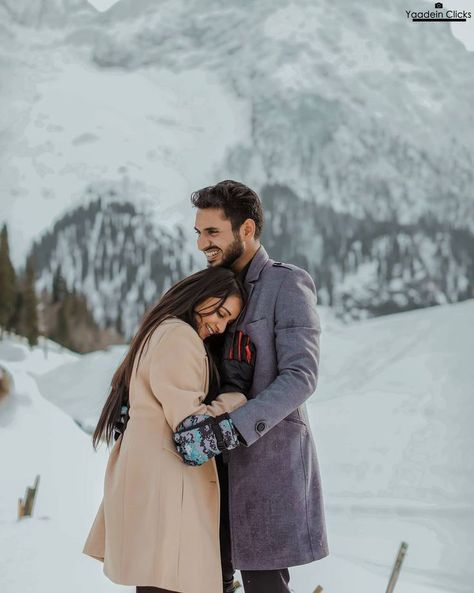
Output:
top-left (82, 266), bottom-right (255, 593)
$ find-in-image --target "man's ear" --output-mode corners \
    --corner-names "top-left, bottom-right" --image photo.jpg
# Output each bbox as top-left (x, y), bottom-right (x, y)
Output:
top-left (241, 218), bottom-right (256, 240)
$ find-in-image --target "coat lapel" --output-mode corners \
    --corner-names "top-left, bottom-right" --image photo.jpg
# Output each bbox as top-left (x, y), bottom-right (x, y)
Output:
top-left (236, 245), bottom-right (269, 327)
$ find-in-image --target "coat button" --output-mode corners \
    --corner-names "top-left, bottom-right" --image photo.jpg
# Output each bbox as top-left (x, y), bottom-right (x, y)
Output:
top-left (256, 421), bottom-right (266, 433)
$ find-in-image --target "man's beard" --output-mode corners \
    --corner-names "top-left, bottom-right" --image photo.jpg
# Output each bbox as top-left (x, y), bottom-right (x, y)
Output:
top-left (210, 236), bottom-right (244, 269)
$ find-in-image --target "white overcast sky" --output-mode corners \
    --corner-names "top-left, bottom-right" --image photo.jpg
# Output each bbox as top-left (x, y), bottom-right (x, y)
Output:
top-left (86, 0), bottom-right (473, 49)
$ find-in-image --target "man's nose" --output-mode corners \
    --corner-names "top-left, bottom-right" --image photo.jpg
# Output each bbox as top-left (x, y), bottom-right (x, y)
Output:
top-left (197, 234), bottom-right (209, 251)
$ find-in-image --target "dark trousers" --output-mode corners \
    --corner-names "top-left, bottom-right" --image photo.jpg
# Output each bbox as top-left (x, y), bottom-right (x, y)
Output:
top-left (216, 455), bottom-right (291, 593)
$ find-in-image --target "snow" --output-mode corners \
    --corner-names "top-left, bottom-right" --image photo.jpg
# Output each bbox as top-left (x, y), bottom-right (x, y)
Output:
top-left (35, 344), bottom-right (127, 431)
top-left (0, 336), bottom-right (116, 592)
top-left (1, 300), bottom-right (473, 592)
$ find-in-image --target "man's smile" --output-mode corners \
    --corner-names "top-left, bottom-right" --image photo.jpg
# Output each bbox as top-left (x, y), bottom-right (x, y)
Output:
top-left (205, 248), bottom-right (221, 262)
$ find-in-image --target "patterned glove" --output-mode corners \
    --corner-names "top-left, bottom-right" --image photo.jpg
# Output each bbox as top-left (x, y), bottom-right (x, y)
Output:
top-left (173, 413), bottom-right (240, 466)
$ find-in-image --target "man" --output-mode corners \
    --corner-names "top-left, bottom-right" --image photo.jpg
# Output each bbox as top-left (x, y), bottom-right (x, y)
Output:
top-left (191, 180), bottom-right (329, 593)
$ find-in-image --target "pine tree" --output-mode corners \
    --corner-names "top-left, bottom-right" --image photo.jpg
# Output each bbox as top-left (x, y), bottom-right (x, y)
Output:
top-left (23, 255), bottom-right (39, 347)
top-left (115, 307), bottom-right (123, 336)
top-left (10, 290), bottom-right (25, 336)
top-left (55, 297), bottom-right (70, 347)
top-left (0, 224), bottom-right (16, 336)
top-left (52, 265), bottom-right (67, 304)
top-left (50, 288), bottom-right (103, 352)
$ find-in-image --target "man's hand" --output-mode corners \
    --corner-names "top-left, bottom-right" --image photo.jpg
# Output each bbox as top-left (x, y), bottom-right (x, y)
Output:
top-left (220, 331), bottom-right (256, 394)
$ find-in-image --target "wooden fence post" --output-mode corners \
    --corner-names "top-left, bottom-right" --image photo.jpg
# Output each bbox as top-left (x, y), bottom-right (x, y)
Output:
top-left (385, 541), bottom-right (408, 593)
top-left (18, 475), bottom-right (40, 520)
top-left (0, 365), bottom-right (11, 400)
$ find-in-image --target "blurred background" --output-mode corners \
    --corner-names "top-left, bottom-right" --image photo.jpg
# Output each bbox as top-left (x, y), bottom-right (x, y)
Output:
top-left (0, 0), bottom-right (473, 592)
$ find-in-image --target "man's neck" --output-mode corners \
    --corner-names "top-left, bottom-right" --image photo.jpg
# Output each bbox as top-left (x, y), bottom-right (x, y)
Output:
top-left (232, 243), bottom-right (261, 273)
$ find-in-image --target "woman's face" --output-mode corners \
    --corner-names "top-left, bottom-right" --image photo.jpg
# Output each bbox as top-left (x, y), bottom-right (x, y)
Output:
top-left (194, 294), bottom-right (242, 340)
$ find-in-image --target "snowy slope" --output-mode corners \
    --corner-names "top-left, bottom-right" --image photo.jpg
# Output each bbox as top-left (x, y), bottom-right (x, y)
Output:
top-left (26, 300), bottom-right (474, 593)
top-left (35, 343), bottom-right (127, 432)
top-left (317, 299), bottom-right (474, 504)
top-left (314, 299), bottom-right (474, 593)
top-left (0, 336), bottom-right (123, 593)
top-left (1, 45), bottom-right (250, 267)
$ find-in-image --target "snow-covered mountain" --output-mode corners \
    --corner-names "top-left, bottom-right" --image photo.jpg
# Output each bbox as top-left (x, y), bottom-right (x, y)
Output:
top-left (2, 0), bottom-right (474, 267)
top-left (0, 0), bottom-right (250, 266)
top-left (6, 299), bottom-right (471, 593)
top-left (29, 181), bottom-right (473, 336)
top-left (260, 184), bottom-right (474, 320)
top-left (96, 0), bottom-right (474, 226)
top-left (2, 0), bottom-right (473, 333)
top-left (31, 181), bottom-right (198, 337)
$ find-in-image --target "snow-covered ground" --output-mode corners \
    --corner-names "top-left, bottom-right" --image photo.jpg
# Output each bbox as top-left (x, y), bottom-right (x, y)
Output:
top-left (1, 301), bottom-right (473, 593)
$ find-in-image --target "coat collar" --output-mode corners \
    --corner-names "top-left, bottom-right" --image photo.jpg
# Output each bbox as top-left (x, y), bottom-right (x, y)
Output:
top-left (244, 244), bottom-right (269, 286)
top-left (231, 245), bottom-right (268, 329)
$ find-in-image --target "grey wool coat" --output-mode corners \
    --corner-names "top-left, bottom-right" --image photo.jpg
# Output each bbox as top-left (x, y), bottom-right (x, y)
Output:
top-left (226, 245), bottom-right (329, 570)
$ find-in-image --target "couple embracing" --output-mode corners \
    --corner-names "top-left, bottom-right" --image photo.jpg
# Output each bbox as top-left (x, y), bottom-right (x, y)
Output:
top-left (83, 180), bottom-right (329, 593)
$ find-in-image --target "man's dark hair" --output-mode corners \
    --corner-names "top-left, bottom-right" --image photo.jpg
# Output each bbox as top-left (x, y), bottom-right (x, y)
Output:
top-left (190, 180), bottom-right (264, 238)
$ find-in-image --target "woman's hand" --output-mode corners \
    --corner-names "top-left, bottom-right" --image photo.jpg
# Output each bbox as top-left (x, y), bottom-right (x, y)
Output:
top-left (173, 413), bottom-right (240, 465)
top-left (220, 330), bottom-right (256, 395)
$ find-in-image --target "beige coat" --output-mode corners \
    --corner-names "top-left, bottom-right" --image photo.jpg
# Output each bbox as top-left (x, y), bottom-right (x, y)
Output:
top-left (82, 317), bottom-right (246, 593)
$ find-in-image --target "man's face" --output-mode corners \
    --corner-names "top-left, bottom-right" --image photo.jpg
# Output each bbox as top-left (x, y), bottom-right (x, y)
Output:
top-left (194, 208), bottom-right (244, 268)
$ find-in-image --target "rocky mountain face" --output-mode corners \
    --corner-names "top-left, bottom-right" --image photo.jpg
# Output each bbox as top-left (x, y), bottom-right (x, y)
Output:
top-left (0, 0), bottom-right (95, 27)
top-left (93, 0), bottom-right (474, 230)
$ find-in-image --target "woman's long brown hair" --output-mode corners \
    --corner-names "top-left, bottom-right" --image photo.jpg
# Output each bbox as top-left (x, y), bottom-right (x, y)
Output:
top-left (92, 266), bottom-right (246, 449)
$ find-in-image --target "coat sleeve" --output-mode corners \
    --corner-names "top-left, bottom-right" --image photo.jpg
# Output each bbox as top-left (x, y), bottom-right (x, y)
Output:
top-left (148, 323), bottom-right (246, 431)
top-left (229, 267), bottom-right (321, 446)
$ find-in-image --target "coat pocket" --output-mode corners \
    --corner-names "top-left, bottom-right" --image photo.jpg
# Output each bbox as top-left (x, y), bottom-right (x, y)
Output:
top-left (243, 317), bottom-right (268, 344)
top-left (245, 317), bottom-right (268, 328)
top-left (282, 415), bottom-right (307, 429)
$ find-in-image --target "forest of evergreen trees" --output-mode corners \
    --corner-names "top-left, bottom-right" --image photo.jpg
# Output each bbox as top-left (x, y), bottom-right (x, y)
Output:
top-left (0, 224), bottom-right (124, 353)
top-left (260, 183), bottom-right (474, 318)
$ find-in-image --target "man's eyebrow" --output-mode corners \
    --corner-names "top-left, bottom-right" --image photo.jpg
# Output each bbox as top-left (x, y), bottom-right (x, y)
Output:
top-left (194, 226), bottom-right (220, 232)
